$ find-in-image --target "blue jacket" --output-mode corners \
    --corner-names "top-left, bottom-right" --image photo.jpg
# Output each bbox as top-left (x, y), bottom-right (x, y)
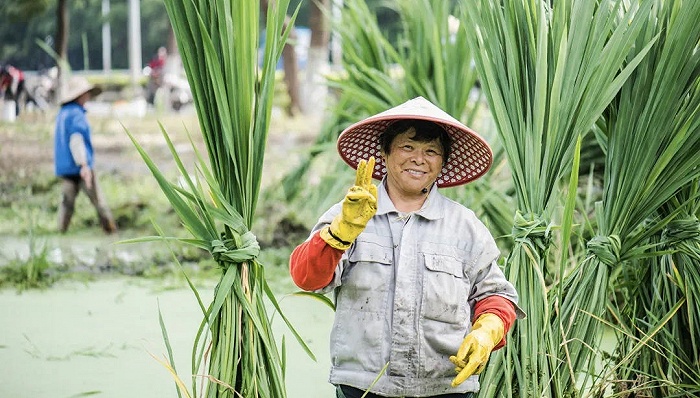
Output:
top-left (54, 102), bottom-right (94, 176)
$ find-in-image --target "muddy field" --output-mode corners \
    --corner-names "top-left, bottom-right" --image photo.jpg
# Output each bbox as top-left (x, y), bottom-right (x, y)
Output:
top-left (0, 100), bottom-right (319, 249)
top-left (0, 102), bottom-right (335, 397)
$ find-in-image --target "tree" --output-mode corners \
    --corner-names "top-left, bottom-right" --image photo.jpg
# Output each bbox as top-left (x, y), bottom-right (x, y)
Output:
top-left (262, 0), bottom-right (300, 116)
top-left (0, 0), bottom-right (174, 71)
top-left (0, 0), bottom-right (52, 67)
top-left (0, 0), bottom-right (51, 20)
top-left (301, 0), bottom-right (330, 116)
top-left (55, 0), bottom-right (69, 92)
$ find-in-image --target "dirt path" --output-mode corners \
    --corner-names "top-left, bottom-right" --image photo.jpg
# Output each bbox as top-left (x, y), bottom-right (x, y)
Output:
top-left (0, 104), bottom-right (318, 184)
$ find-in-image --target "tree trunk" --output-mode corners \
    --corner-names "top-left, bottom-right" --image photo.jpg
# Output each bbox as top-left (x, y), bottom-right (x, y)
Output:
top-left (55, 0), bottom-right (70, 104)
top-left (56, 0), bottom-right (69, 65)
top-left (166, 23), bottom-right (177, 57)
top-left (262, 0), bottom-right (300, 116)
top-left (301, 0), bottom-right (330, 116)
top-left (165, 23), bottom-right (181, 77)
top-left (282, 27), bottom-right (300, 116)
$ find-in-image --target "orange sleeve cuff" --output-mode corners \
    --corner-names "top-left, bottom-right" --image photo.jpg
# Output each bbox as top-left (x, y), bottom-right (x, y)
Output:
top-left (473, 295), bottom-right (517, 350)
top-left (289, 231), bottom-right (344, 291)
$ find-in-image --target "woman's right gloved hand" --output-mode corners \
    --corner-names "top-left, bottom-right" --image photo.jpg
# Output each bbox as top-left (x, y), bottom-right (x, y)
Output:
top-left (321, 157), bottom-right (378, 250)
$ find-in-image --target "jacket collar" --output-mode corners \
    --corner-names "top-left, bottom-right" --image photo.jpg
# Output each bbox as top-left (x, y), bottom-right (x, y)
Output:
top-left (376, 178), bottom-right (444, 220)
top-left (62, 101), bottom-right (87, 113)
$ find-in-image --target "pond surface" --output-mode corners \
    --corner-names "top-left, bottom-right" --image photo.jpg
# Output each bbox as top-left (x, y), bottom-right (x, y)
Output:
top-left (0, 277), bottom-right (335, 398)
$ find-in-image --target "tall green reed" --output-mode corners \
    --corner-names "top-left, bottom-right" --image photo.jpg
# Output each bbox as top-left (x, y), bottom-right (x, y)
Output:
top-left (126, 1), bottom-right (311, 397)
top-left (598, 1), bottom-right (700, 396)
top-left (559, 1), bottom-right (700, 395)
top-left (462, 0), bottom-right (657, 396)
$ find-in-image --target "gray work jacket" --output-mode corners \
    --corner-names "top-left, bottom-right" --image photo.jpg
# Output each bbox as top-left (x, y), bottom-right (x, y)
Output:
top-left (310, 181), bottom-right (521, 397)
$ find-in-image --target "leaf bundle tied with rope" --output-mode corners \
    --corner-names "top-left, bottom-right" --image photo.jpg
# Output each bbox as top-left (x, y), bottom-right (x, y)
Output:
top-left (125, 1), bottom-right (309, 398)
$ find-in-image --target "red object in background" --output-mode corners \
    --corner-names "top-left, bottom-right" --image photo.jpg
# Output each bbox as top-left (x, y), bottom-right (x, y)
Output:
top-left (1, 65), bottom-right (27, 116)
top-left (1, 65), bottom-right (25, 93)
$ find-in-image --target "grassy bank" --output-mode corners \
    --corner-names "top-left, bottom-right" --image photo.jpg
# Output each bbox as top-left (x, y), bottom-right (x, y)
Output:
top-left (0, 104), bottom-right (317, 290)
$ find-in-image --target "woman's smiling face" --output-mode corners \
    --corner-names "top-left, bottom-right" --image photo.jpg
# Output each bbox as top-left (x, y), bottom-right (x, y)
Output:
top-left (382, 127), bottom-right (444, 197)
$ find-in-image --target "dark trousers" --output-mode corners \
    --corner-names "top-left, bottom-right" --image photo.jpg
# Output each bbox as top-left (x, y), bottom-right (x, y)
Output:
top-left (58, 174), bottom-right (116, 233)
top-left (3, 79), bottom-right (25, 116)
top-left (336, 385), bottom-right (474, 398)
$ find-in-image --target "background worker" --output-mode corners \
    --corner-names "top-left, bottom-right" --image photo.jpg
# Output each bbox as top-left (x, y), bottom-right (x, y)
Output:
top-left (290, 97), bottom-right (524, 397)
top-left (54, 76), bottom-right (117, 234)
top-left (145, 46), bottom-right (168, 105)
top-left (0, 64), bottom-right (26, 116)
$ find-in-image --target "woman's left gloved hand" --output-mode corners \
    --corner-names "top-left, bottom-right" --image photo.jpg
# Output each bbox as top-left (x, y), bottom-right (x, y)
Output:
top-left (449, 313), bottom-right (504, 387)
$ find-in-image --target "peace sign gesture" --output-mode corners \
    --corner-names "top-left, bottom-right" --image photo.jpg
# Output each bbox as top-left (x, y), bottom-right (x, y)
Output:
top-left (350, 156), bottom-right (378, 205)
top-left (320, 156), bottom-right (378, 250)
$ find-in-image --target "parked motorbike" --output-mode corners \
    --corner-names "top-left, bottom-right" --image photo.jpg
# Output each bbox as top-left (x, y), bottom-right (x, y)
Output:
top-left (143, 65), bottom-right (192, 111)
top-left (24, 67), bottom-right (57, 111)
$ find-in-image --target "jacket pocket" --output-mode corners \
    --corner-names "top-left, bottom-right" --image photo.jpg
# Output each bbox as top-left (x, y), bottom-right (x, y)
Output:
top-left (332, 237), bottom-right (393, 371)
top-left (420, 248), bottom-right (469, 324)
top-left (345, 237), bottom-right (393, 292)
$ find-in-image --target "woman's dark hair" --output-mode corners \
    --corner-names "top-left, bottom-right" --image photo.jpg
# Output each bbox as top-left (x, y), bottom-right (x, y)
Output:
top-left (379, 119), bottom-right (452, 164)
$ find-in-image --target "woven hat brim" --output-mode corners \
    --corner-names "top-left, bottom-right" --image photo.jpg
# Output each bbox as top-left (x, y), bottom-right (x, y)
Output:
top-left (337, 113), bottom-right (493, 188)
top-left (59, 78), bottom-right (102, 105)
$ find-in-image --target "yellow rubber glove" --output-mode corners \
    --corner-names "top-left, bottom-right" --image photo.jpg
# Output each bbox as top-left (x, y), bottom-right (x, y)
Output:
top-left (450, 313), bottom-right (504, 387)
top-left (320, 157), bottom-right (378, 250)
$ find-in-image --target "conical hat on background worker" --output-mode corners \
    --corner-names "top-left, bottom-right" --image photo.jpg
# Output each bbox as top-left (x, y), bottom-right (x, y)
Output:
top-left (59, 76), bottom-right (102, 105)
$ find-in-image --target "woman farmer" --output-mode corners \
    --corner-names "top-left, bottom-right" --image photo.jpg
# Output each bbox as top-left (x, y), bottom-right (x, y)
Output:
top-left (290, 97), bottom-right (524, 397)
top-left (54, 76), bottom-right (117, 234)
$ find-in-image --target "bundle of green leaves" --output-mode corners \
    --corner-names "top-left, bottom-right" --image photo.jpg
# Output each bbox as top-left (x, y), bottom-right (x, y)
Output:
top-left (463, 0), bottom-right (658, 396)
top-left (126, 1), bottom-right (311, 397)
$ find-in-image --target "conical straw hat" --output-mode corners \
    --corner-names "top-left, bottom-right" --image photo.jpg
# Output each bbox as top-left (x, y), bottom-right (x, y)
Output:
top-left (59, 76), bottom-right (102, 105)
top-left (337, 96), bottom-right (493, 187)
